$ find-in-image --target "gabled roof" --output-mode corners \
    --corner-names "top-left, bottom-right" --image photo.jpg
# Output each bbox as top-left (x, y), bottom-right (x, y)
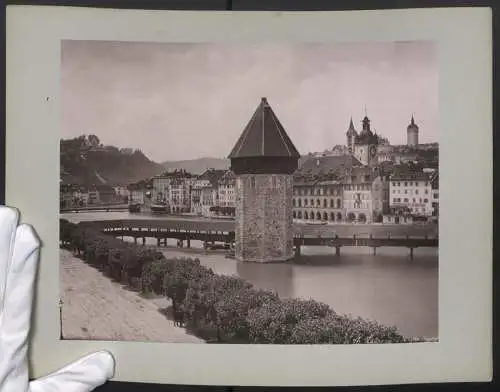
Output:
top-left (297, 155), bottom-right (363, 179)
top-left (228, 97), bottom-right (300, 159)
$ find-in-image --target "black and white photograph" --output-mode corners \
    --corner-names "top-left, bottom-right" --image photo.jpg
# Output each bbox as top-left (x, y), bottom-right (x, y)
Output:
top-left (59, 40), bottom-right (439, 345)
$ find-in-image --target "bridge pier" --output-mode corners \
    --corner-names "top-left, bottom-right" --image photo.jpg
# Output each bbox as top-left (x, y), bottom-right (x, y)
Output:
top-left (134, 237), bottom-right (137, 245)
top-left (372, 247), bottom-right (377, 256)
top-left (186, 238), bottom-right (191, 248)
top-left (335, 246), bottom-right (341, 256)
top-left (157, 238), bottom-right (161, 247)
top-left (409, 247), bottom-right (414, 260)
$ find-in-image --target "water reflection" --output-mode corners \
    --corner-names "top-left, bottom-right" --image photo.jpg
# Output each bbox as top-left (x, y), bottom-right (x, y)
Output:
top-left (236, 262), bottom-right (294, 298)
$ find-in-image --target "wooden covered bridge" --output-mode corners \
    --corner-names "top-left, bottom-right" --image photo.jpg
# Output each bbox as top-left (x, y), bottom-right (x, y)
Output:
top-left (77, 218), bottom-right (438, 260)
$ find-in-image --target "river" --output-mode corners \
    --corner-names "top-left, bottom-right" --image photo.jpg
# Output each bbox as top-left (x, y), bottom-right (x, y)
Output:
top-left (62, 211), bottom-right (438, 339)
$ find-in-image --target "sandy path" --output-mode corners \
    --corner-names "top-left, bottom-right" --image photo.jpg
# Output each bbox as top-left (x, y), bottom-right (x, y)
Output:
top-left (60, 249), bottom-right (203, 343)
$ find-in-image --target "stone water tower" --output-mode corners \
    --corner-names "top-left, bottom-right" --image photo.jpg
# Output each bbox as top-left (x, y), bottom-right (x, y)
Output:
top-left (228, 97), bottom-right (300, 263)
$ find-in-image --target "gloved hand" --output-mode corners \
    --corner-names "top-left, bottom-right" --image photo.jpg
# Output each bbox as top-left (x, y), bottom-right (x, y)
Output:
top-left (0, 206), bottom-right (115, 391)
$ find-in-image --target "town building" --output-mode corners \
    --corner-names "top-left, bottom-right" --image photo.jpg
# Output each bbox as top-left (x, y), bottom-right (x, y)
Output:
top-left (341, 166), bottom-right (375, 223)
top-left (431, 172), bottom-right (439, 218)
top-left (218, 170), bottom-right (236, 214)
top-left (228, 97), bottom-right (300, 263)
top-left (190, 168), bottom-right (226, 216)
top-left (389, 169), bottom-right (433, 216)
top-left (169, 178), bottom-right (192, 213)
top-left (292, 155), bottom-right (359, 222)
top-left (59, 184), bottom-right (88, 209)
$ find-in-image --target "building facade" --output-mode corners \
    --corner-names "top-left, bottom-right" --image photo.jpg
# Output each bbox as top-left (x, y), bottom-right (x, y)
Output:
top-left (389, 171), bottom-right (433, 216)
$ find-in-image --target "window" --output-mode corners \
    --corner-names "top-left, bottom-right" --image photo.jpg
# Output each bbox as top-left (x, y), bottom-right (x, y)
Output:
top-left (393, 190), bottom-right (396, 194)
top-left (415, 189), bottom-right (419, 195)
top-left (404, 182), bottom-right (408, 186)
top-left (424, 198), bottom-right (429, 203)
top-left (330, 199), bottom-right (334, 208)
top-left (310, 198), bottom-right (314, 206)
top-left (392, 182), bottom-right (396, 186)
top-left (404, 190), bottom-right (408, 194)
top-left (412, 198), bottom-right (416, 203)
top-left (425, 189), bottom-right (429, 194)
top-left (404, 198), bottom-right (409, 203)
top-left (409, 182), bottom-right (413, 186)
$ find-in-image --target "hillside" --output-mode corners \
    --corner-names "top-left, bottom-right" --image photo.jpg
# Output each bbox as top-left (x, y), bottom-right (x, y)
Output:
top-left (60, 135), bottom-right (165, 186)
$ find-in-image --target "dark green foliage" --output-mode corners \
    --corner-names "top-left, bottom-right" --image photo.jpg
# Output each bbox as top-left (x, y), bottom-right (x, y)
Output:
top-left (60, 219), bottom-right (408, 344)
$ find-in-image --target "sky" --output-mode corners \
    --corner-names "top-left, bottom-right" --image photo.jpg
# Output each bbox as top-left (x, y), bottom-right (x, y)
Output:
top-left (61, 40), bottom-right (438, 162)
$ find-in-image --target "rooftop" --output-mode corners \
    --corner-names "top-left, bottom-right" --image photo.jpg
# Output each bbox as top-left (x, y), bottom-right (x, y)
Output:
top-left (228, 97), bottom-right (300, 159)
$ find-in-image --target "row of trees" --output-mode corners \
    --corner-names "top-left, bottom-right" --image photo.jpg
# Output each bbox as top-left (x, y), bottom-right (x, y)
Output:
top-left (60, 219), bottom-right (418, 344)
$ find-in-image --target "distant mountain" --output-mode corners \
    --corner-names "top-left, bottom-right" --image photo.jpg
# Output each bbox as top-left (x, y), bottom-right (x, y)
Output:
top-left (60, 135), bottom-right (165, 186)
top-left (161, 157), bottom-right (230, 175)
top-left (160, 156), bottom-right (317, 175)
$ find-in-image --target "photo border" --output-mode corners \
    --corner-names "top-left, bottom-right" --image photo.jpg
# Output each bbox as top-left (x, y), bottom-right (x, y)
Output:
top-left (5, 5), bottom-right (492, 386)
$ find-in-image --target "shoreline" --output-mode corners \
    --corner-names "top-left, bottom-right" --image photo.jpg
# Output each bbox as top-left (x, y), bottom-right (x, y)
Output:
top-left (60, 249), bottom-right (204, 343)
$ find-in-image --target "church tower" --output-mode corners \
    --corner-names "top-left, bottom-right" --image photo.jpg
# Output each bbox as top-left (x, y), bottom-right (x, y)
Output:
top-left (228, 97), bottom-right (300, 263)
top-left (346, 117), bottom-right (358, 154)
top-left (407, 115), bottom-right (419, 147)
top-left (353, 115), bottom-right (379, 166)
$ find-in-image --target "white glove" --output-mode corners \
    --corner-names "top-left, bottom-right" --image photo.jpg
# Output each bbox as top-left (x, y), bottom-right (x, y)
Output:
top-left (0, 206), bottom-right (115, 392)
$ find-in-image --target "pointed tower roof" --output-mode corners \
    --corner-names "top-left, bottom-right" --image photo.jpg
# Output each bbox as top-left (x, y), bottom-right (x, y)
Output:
top-left (228, 97), bottom-right (300, 159)
top-left (407, 115), bottom-right (419, 130)
top-left (346, 117), bottom-right (358, 136)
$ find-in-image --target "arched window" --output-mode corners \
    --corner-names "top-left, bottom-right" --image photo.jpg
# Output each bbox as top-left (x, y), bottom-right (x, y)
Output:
top-left (323, 212), bottom-right (328, 221)
top-left (316, 211), bottom-right (322, 220)
top-left (330, 212), bottom-right (335, 221)
top-left (337, 212), bottom-right (342, 221)
top-left (316, 199), bottom-right (321, 207)
top-left (336, 199), bottom-right (341, 209)
top-left (292, 198), bottom-right (296, 207)
top-left (304, 199), bottom-right (308, 206)
top-left (347, 212), bottom-right (356, 222)
top-left (330, 199), bottom-right (334, 208)
top-left (323, 199), bottom-right (328, 208)
top-left (358, 213), bottom-right (367, 223)
top-left (293, 211), bottom-right (297, 219)
top-left (310, 198), bottom-right (314, 206)
top-left (303, 211), bottom-right (308, 219)
top-left (310, 212), bottom-right (314, 220)
top-left (298, 199), bottom-right (302, 207)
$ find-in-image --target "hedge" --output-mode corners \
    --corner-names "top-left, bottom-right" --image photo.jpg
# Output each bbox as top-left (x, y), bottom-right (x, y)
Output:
top-left (60, 218), bottom-right (412, 344)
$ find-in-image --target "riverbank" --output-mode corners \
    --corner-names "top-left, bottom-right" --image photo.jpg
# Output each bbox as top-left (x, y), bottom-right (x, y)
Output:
top-left (60, 249), bottom-right (203, 343)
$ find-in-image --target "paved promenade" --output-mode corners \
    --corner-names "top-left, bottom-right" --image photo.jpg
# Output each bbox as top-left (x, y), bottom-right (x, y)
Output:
top-left (60, 249), bottom-right (203, 343)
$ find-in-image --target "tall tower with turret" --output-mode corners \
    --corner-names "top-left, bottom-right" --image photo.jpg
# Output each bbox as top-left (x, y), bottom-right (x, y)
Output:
top-left (228, 97), bottom-right (300, 263)
top-left (353, 115), bottom-right (379, 166)
top-left (407, 115), bottom-right (419, 147)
